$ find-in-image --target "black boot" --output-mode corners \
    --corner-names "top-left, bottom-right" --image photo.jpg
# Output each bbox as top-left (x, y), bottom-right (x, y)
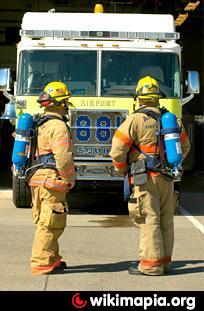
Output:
top-left (128, 264), bottom-right (163, 276)
top-left (47, 261), bottom-right (68, 275)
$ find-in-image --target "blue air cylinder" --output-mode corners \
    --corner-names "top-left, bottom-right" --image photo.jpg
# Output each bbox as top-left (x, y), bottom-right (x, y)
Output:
top-left (161, 112), bottom-right (182, 168)
top-left (12, 113), bottom-right (33, 172)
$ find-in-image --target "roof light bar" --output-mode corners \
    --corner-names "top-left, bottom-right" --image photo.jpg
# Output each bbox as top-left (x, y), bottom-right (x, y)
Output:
top-left (20, 30), bottom-right (180, 40)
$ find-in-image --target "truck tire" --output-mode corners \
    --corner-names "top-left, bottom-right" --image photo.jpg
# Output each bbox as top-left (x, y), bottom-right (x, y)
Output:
top-left (12, 175), bottom-right (32, 208)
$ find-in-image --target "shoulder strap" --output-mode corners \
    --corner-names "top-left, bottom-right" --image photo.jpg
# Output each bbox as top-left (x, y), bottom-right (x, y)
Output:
top-left (33, 113), bottom-right (70, 134)
top-left (135, 108), bottom-right (160, 121)
top-left (133, 106), bottom-right (169, 120)
top-left (33, 114), bottom-right (66, 127)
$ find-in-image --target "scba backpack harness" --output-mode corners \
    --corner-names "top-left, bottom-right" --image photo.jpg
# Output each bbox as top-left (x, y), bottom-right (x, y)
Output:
top-left (12, 113), bottom-right (69, 182)
top-left (130, 107), bottom-right (183, 184)
top-left (124, 107), bottom-right (183, 200)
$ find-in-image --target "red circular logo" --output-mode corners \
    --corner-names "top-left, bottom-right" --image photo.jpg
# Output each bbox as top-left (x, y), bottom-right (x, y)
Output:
top-left (71, 293), bottom-right (88, 309)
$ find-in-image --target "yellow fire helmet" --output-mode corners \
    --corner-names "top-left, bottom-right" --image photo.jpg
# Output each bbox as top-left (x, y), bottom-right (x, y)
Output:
top-left (135, 76), bottom-right (162, 100)
top-left (37, 81), bottom-right (71, 107)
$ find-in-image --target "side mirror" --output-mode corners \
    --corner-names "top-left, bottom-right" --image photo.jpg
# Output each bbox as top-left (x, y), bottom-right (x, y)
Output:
top-left (0, 68), bottom-right (11, 91)
top-left (186, 71), bottom-right (200, 94)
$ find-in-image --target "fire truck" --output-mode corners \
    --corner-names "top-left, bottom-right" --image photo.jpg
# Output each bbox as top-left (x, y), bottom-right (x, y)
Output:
top-left (0, 4), bottom-right (200, 208)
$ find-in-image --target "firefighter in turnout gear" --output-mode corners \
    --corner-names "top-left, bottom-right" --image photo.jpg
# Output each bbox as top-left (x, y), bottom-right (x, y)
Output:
top-left (110, 76), bottom-right (190, 276)
top-left (29, 81), bottom-right (76, 275)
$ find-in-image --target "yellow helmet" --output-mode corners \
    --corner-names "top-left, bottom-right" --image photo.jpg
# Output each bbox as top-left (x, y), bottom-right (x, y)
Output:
top-left (135, 76), bottom-right (162, 100)
top-left (37, 81), bottom-right (70, 107)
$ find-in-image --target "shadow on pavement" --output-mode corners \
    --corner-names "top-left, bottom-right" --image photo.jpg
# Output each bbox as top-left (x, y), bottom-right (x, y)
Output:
top-left (167, 260), bottom-right (204, 275)
top-left (49, 260), bottom-right (134, 274)
top-left (47, 260), bottom-right (204, 275)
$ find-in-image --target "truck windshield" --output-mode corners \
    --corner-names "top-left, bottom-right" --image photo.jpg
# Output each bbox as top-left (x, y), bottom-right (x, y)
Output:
top-left (17, 50), bottom-right (97, 96)
top-left (101, 51), bottom-right (180, 98)
top-left (18, 50), bottom-right (180, 98)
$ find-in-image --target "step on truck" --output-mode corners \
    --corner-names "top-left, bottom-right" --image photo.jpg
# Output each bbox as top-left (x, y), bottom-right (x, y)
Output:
top-left (0, 4), bottom-right (200, 208)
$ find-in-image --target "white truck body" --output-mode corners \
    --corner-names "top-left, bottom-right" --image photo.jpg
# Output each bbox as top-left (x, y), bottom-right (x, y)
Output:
top-left (21, 12), bottom-right (175, 32)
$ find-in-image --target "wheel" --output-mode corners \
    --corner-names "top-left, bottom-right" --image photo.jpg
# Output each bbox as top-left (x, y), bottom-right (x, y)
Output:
top-left (12, 175), bottom-right (32, 208)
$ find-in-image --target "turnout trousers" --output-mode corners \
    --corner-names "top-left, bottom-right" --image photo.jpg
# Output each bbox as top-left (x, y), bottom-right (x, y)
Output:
top-left (128, 175), bottom-right (174, 275)
top-left (30, 186), bottom-right (68, 275)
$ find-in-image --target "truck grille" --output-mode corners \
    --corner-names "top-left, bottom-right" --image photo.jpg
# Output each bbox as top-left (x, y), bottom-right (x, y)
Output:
top-left (70, 109), bottom-right (127, 160)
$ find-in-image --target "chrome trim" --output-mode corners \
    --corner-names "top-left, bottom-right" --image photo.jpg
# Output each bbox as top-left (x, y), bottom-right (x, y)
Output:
top-left (75, 162), bottom-right (124, 181)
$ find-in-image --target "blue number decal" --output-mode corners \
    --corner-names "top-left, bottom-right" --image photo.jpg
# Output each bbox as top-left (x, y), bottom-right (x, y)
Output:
top-left (76, 115), bottom-right (91, 142)
top-left (96, 116), bottom-right (110, 142)
top-left (76, 114), bottom-right (122, 143)
top-left (116, 115), bottom-right (123, 128)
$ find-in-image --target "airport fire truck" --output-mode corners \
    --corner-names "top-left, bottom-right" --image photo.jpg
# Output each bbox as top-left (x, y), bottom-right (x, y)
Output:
top-left (0, 4), bottom-right (199, 208)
